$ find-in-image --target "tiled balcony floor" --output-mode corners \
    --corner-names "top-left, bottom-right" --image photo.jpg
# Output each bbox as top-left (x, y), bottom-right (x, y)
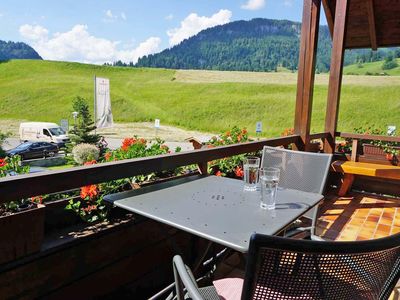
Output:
top-left (317, 191), bottom-right (400, 241)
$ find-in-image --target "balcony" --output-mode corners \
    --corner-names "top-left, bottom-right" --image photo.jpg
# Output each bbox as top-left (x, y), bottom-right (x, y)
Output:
top-left (1, 0), bottom-right (400, 299)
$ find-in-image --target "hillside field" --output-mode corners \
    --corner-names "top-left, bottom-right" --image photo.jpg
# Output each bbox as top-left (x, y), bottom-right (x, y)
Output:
top-left (0, 60), bottom-right (399, 137)
top-left (343, 58), bottom-right (400, 76)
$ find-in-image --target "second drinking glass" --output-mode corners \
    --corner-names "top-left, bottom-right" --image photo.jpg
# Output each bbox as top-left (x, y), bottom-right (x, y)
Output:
top-left (259, 167), bottom-right (280, 209)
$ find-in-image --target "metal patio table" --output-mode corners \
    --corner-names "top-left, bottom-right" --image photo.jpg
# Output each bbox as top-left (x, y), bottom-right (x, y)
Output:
top-left (105, 175), bottom-right (324, 253)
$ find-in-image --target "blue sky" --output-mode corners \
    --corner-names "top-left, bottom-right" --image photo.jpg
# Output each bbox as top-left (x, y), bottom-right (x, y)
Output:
top-left (0, 0), bottom-right (327, 64)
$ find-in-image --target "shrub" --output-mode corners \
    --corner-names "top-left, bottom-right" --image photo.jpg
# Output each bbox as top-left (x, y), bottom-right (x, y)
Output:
top-left (72, 143), bottom-right (100, 165)
top-left (382, 56), bottom-right (398, 70)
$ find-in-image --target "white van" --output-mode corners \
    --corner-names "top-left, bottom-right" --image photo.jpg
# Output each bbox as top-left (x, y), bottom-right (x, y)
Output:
top-left (19, 122), bottom-right (69, 145)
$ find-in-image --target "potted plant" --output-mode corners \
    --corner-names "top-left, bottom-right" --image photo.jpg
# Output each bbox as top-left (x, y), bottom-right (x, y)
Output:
top-left (65, 137), bottom-right (189, 223)
top-left (0, 156), bottom-right (45, 264)
top-left (206, 127), bottom-right (252, 179)
top-left (353, 126), bottom-right (400, 160)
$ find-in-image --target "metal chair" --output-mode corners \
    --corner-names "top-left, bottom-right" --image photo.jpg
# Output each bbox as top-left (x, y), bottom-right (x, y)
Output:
top-left (260, 146), bottom-right (333, 239)
top-left (172, 232), bottom-right (400, 300)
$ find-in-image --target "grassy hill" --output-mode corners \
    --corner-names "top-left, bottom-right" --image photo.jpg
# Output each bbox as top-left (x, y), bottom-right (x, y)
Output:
top-left (344, 58), bottom-right (400, 76)
top-left (0, 59), bottom-right (399, 137)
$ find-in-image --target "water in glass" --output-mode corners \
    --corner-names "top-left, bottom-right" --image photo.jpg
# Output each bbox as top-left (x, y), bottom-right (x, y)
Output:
top-left (260, 168), bottom-right (280, 209)
top-left (243, 157), bottom-right (260, 191)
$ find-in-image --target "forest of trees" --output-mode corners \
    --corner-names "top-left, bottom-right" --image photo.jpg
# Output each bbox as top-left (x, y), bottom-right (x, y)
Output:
top-left (133, 18), bottom-right (399, 73)
top-left (0, 40), bottom-right (42, 61)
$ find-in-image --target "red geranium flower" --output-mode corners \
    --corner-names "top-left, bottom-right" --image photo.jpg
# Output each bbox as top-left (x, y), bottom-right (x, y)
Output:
top-left (104, 152), bottom-right (112, 161)
top-left (121, 138), bottom-right (136, 151)
top-left (80, 185), bottom-right (98, 199)
top-left (215, 171), bottom-right (222, 177)
top-left (0, 158), bottom-right (7, 168)
top-left (235, 166), bottom-right (244, 178)
top-left (83, 205), bottom-right (97, 212)
top-left (31, 196), bottom-right (43, 204)
top-left (84, 160), bottom-right (97, 165)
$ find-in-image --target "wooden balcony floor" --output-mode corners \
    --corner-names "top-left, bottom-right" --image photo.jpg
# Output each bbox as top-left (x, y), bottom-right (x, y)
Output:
top-left (317, 191), bottom-right (400, 241)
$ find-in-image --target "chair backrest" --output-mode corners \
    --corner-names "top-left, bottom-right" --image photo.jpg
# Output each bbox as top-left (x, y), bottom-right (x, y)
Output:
top-left (241, 233), bottom-right (400, 300)
top-left (260, 146), bottom-right (333, 194)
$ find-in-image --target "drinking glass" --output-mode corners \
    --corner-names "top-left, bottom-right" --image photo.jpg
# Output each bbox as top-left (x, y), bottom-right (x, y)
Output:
top-left (243, 157), bottom-right (260, 191)
top-left (259, 167), bottom-right (280, 209)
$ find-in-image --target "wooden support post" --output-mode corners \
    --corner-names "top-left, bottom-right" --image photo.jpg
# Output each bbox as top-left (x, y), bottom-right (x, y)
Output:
top-left (338, 173), bottom-right (354, 196)
top-left (351, 139), bottom-right (358, 162)
top-left (294, 0), bottom-right (321, 151)
top-left (197, 162), bottom-right (208, 175)
top-left (324, 0), bottom-right (349, 153)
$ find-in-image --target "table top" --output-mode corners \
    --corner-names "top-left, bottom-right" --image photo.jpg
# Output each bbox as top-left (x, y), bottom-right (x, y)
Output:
top-left (105, 175), bottom-right (323, 253)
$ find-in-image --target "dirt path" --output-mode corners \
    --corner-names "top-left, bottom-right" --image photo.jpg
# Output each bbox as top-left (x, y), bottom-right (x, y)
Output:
top-left (0, 120), bottom-right (214, 142)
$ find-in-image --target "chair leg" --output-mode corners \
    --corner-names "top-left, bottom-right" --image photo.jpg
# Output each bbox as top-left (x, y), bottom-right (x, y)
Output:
top-left (338, 174), bottom-right (354, 197)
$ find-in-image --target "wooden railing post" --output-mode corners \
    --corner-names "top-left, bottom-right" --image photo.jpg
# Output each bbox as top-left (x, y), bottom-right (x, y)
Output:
top-left (197, 162), bottom-right (208, 175)
top-left (351, 139), bottom-right (358, 162)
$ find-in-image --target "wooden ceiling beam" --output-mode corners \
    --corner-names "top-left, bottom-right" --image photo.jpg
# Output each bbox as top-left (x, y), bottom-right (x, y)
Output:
top-left (366, 0), bottom-right (378, 50)
top-left (322, 0), bottom-right (334, 37)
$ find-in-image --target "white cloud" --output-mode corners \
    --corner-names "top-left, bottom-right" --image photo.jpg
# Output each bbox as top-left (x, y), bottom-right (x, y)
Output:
top-left (165, 14), bottom-right (174, 21)
top-left (105, 10), bottom-right (114, 19)
top-left (19, 24), bottom-right (161, 64)
top-left (103, 9), bottom-right (116, 23)
top-left (103, 10), bottom-right (127, 22)
top-left (19, 24), bottom-right (48, 41)
top-left (241, 0), bottom-right (265, 10)
top-left (167, 9), bottom-right (232, 46)
top-left (116, 37), bottom-right (161, 63)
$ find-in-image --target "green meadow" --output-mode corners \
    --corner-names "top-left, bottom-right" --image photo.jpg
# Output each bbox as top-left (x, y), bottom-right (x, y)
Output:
top-left (0, 59), bottom-right (399, 137)
top-left (343, 58), bottom-right (400, 76)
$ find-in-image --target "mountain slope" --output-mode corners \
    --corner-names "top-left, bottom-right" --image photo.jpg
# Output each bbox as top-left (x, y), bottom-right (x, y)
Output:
top-left (136, 18), bottom-right (397, 73)
top-left (0, 40), bottom-right (42, 61)
top-left (137, 19), bottom-right (334, 72)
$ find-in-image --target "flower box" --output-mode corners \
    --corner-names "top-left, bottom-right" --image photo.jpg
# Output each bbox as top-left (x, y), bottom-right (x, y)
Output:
top-left (363, 144), bottom-right (400, 156)
top-left (362, 144), bottom-right (386, 156)
top-left (0, 204), bottom-right (45, 265)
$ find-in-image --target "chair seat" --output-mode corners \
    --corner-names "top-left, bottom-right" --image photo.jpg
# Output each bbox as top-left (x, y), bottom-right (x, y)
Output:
top-left (213, 277), bottom-right (318, 300)
top-left (213, 278), bottom-right (243, 300)
top-left (197, 286), bottom-right (221, 300)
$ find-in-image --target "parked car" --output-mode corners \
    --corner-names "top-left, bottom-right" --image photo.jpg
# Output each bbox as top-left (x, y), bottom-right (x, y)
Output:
top-left (6, 142), bottom-right (59, 160)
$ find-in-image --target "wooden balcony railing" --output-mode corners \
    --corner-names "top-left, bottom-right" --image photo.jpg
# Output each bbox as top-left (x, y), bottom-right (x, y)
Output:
top-left (3, 130), bottom-right (397, 204)
top-left (0, 135), bottom-right (301, 203)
